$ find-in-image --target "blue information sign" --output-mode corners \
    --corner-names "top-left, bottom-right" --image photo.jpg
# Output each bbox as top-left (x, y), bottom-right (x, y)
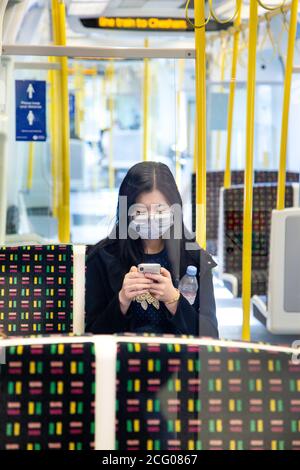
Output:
top-left (15, 80), bottom-right (47, 142)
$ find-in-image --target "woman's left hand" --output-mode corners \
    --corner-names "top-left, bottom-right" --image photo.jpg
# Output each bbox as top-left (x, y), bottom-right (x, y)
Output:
top-left (145, 267), bottom-right (179, 315)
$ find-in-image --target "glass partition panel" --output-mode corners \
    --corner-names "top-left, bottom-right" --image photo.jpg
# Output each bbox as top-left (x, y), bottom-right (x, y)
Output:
top-left (2, 56), bottom-right (195, 245)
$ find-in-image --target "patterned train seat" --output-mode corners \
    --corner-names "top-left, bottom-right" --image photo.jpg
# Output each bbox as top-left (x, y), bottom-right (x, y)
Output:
top-left (0, 338), bottom-right (95, 450)
top-left (192, 171), bottom-right (244, 255)
top-left (0, 244), bottom-right (86, 337)
top-left (191, 171), bottom-right (299, 256)
top-left (0, 335), bottom-right (299, 450)
top-left (116, 338), bottom-right (300, 451)
top-left (218, 183), bottom-right (297, 297)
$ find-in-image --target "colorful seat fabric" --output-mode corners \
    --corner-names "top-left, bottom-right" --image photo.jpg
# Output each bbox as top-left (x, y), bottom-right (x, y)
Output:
top-left (191, 171), bottom-right (299, 255)
top-left (0, 335), bottom-right (299, 451)
top-left (0, 340), bottom-right (95, 450)
top-left (116, 339), bottom-right (300, 451)
top-left (192, 171), bottom-right (244, 255)
top-left (0, 245), bottom-right (73, 336)
top-left (219, 183), bottom-right (295, 297)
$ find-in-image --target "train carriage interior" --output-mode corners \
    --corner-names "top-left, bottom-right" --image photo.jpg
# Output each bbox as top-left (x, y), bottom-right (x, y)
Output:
top-left (0, 0), bottom-right (300, 453)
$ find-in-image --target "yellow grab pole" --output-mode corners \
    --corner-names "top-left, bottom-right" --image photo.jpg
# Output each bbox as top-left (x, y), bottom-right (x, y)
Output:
top-left (74, 63), bottom-right (81, 139)
top-left (26, 143), bottom-right (35, 190)
top-left (193, 112), bottom-right (198, 173)
top-left (215, 39), bottom-right (226, 170)
top-left (242, 0), bottom-right (258, 341)
top-left (224, 5), bottom-right (242, 188)
top-left (143, 38), bottom-right (150, 161)
top-left (176, 59), bottom-right (185, 187)
top-left (195, 0), bottom-right (207, 249)
top-left (53, 0), bottom-right (71, 243)
top-left (74, 64), bottom-right (85, 140)
top-left (263, 150), bottom-right (270, 168)
top-left (277, 0), bottom-right (298, 210)
top-left (50, 2), bottom-right (61, 218)
top-left (48, 63), bottom-right (58, 217)
top-left (108, 62), bottom-right (115, 190)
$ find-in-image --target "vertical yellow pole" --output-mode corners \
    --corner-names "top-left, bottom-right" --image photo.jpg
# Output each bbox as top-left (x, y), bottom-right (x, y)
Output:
top-left (53, 0), bottom-right (71, 243)
top-left (143, 38), bottom-right (150, 161)
top-left (195, 0), bottom-right (207, 249)
top-left (263, 150), bottom-right (270, 168)
top-left (74, 63), bottom-right (81, 139)
top-left (26, 143), bottom-right (34, 190)
top-left (215, 35), bottom-right (226, 170)
top-left (108, 62), bottom-right (115, 190)
top-left (242, 0), bottom-right (258, 341)
top-left (277, 0), bottom-right (298, 210)
top-left (193, 112), bottom-right (197, 173)
top-left (176, 59), bottom-right (185, 187)
top-left (49, 3), bottom-right (61, 219)
top-left (224, 5), bottom-right (242, 189)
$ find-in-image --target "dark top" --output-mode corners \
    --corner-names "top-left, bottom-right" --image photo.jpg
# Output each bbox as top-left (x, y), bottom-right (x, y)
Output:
top-left (85, 241), bottom-right (219, 338)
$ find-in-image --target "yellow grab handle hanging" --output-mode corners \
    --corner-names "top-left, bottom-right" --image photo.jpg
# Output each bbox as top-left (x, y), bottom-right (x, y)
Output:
top-left (208, 0), bottom-right (242, 24)
top-left (257, 0), bottom-right (287, 12)
top-left (185, 0), bottom-right (211, 29)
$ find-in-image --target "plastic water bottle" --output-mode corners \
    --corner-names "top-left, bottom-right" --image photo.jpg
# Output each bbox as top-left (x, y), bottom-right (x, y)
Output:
top-left (178, 265), bottom-right (198, 305)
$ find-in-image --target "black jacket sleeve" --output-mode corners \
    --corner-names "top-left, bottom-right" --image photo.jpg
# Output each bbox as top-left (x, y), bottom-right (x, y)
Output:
top-left (85, 254), bottom-right (130, 334)
top-left (162, 267), bottom-right (219, 338)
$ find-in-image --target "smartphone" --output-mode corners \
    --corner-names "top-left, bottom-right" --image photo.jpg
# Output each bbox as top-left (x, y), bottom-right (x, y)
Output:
top-left (138, 263), bottom-right (161, 274)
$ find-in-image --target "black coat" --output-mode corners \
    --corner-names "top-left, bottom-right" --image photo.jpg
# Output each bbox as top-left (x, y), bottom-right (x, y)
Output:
top-left (85, 243), bottom-right (219, 338)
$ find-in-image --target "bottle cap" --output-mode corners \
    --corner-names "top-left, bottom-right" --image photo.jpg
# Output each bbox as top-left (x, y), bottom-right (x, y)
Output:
top-left (186, 265), bottom-right (197, 276)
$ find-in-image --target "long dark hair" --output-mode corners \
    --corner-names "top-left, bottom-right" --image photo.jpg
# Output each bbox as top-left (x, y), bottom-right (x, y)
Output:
top-left (89, 161), bottom-right (198, 285)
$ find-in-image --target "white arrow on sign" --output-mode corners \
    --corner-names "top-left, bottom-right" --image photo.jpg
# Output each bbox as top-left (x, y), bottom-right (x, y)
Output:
top-left (27, 110), bottom-right (35, 126)
top-left (26, 83), bottom-right (35, 99)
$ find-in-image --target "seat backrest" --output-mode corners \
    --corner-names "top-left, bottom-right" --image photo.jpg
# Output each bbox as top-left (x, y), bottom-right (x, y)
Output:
top-left (218, 183), bottom-right (296, 275)
top-left (267, 208), bottom-right (300, 333)
top-left (1, 335), bottom-right (299, 450)
top-left (191, 171), bottom-right (244, 254)
top-left (255, 170), bottom-right (299, 184)
top-left (0, 244), bottom-right (86, 337)
top-left (191, 171), bottom-right (299, 255)
top-left (116, 338), bottom-right (300, 450)
top-left (0, 338), bottom-right (95, 450)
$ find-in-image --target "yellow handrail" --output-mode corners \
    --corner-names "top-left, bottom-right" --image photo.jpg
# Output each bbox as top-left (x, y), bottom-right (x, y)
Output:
top-left (215, 34), bottom-right (227, 170)
top-left (176, 58), bottom-right (185, 187)
top-left (74, 63), bottom-right (84, 139)
top-left (50, 1), bottom-right (61, 219)
top-left (195, 0), bottom-right (207, 249)
top-left (52, 0), bottom-right (71, 243)
top-left (193, 113), bottom-right (198, 173)
top-left (224, 3), bottom-right (242, 188)
top-left (143, 38), bottom-right (150, 161)
top-left (108, 61), bottom-right (115, 190)
top-left (242, 0), bottom-right (258, 341)
top-left (26, 142), bottom-right (35, 190)
top-left (277, 0), bottom-right (298, 210)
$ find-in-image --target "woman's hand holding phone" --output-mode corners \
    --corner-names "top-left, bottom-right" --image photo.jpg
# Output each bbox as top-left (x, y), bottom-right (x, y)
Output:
top-left (119, 266), bottom-right (154, 315)
top-left (145, 268), bottom-right (179, 315)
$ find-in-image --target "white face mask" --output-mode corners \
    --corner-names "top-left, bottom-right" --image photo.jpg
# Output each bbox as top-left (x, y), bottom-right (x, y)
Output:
top-left (130, 212), bottom-right (173, 240)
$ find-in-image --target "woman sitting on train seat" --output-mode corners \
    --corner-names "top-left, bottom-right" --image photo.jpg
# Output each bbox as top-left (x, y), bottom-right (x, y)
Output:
top-left (85, 161), bottom-right (218, 337)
